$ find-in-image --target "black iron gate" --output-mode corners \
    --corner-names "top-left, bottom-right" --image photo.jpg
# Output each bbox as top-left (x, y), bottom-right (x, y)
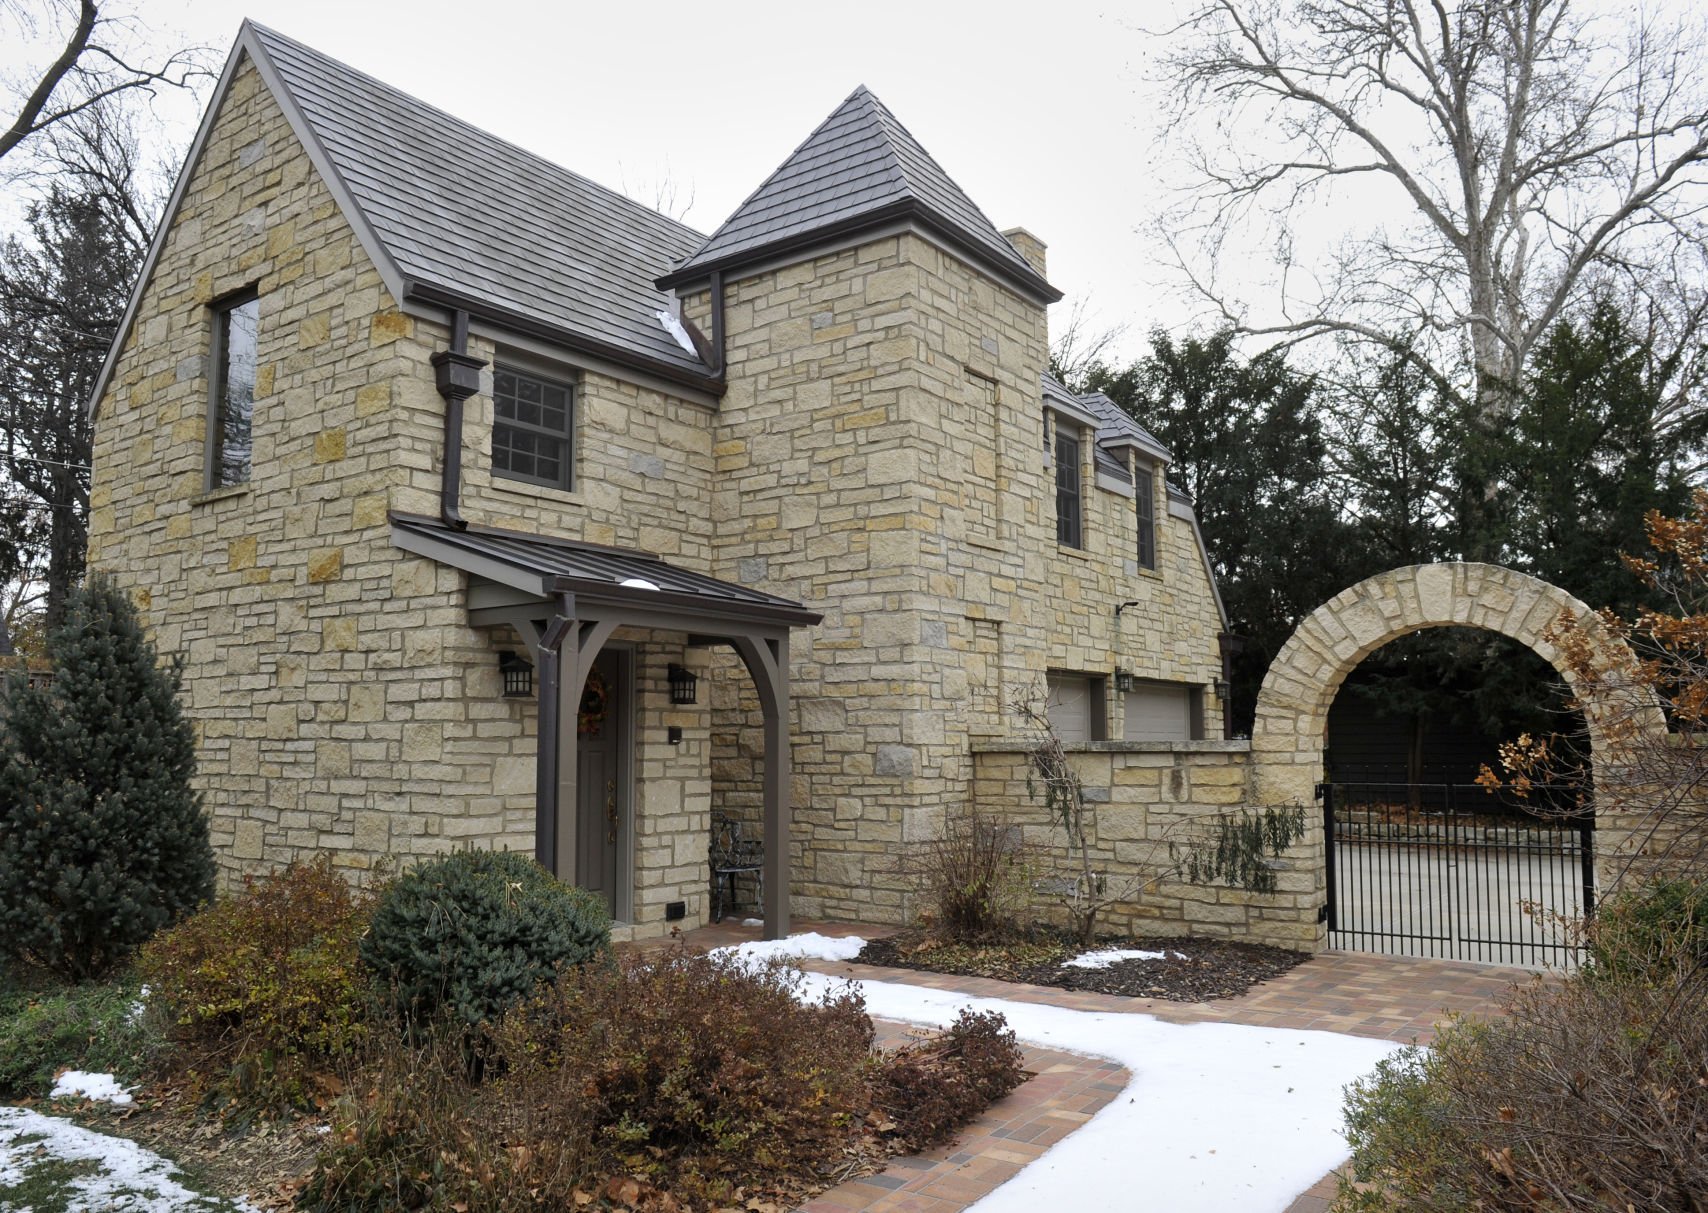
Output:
top-left (1319, 782), bottom-right (1594, 967)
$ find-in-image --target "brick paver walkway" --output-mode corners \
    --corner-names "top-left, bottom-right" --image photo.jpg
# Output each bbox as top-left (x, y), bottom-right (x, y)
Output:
top-left (657, 921), bottom-right (1543, 1212)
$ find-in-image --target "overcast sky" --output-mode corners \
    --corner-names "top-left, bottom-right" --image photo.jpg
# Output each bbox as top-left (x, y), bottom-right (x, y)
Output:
top-left (10, 0), bottom-right (1192, 362)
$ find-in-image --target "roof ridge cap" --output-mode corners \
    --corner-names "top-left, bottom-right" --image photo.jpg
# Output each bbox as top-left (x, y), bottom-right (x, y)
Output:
top-left (245, 20), bottom-right (706, 242)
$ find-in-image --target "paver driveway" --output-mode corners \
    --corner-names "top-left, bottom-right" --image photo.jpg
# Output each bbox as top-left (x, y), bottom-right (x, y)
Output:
top-left (662, 921), bottom-right (1540, 1213)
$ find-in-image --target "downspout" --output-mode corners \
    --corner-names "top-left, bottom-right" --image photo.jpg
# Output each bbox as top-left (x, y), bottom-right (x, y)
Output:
top-left (534, 603), bottom-right (573, 874)
top-left (708, 270), bottom-right (725, 378)
top-left (429, 308), bottom-right (485, 530)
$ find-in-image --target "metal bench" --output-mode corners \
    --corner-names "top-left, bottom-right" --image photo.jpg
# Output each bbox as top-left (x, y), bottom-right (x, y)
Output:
top-left (709, 812), bottom-right (764, 924)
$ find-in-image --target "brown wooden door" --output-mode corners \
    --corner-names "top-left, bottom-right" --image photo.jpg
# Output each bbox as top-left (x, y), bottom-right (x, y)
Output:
top-left (575, 650), bottom-right (623, 910)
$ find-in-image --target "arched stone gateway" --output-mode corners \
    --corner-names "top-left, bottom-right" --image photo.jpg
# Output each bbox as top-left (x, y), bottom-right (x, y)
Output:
top-left (1253, 562), bottom-right (1667, 955)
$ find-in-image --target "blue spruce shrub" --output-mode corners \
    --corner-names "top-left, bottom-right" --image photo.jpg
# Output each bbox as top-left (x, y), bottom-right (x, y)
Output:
top-left (0, 576), bottom-right (215, 979)
top-left (361, 849), bottom-right (610, 1030)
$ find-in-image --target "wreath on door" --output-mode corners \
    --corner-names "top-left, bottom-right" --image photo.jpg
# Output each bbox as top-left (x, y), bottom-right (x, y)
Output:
top-left (578, 667), bottom-right (610, 736)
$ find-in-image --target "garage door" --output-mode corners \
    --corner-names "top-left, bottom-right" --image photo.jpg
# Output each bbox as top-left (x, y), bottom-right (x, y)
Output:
top-left (1047, 674), bottom-right (1094, 742)
top-left (1124, 682), bottom-right (1193, 742)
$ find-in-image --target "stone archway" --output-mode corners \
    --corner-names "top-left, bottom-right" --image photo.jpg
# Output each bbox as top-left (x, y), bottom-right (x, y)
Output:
top-left (1251, 562), bottom-right (1666, 950)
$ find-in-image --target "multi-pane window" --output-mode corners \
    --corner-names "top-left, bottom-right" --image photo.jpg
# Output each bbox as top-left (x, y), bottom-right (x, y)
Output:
top-left (209, 292), bottom-right (258, 489)
top-left (1055, 427), bottom-right (1082, 548)
top-left (492, 366), bottom-right (574, 491)
top-left (1135, 465), bottom-right (1156, 569)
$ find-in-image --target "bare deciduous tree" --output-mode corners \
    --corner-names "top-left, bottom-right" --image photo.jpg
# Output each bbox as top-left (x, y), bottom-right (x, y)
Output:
top-left (1156, 0), bottom-right (1708, 433)
top-left (1, 0), bottom-right (208, 169)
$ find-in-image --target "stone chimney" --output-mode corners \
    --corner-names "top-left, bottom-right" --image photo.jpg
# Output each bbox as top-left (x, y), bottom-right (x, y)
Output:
top-left (1001, 227), bottom-right (1047, 278)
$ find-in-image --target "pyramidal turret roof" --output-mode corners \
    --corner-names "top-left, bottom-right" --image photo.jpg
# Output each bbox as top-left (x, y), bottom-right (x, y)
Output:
top-left (658, 87), bottom-right (1059, 303)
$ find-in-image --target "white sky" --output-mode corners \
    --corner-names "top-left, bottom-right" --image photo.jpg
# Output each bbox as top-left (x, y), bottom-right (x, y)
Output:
top-left (9, 0), bottom-right (1186, 363)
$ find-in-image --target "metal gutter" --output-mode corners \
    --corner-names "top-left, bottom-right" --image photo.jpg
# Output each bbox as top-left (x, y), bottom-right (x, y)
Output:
top-left (405, 281), bottom-right (726, 398)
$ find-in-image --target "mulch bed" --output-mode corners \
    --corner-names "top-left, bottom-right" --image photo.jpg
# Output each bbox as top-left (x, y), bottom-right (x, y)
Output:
top-left (856, 928), bottom-right (1310, 1002)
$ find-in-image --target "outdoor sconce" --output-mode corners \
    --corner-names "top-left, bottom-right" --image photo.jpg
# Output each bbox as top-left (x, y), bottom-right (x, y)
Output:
top-left (1113, 667), bottom-right (1134, 693)
top-left (667, 663), bottom-right (698, 705)
top-left (498, 651), bottom-right (533, 698)
top-left (1213, 677), bottom-right (1230, 703)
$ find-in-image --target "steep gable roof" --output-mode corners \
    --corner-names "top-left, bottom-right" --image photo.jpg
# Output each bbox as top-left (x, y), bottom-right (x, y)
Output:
top-left (245, 23), bottom-right (711, 379)
top-left (657, 87), bottom-right (1059, 304)
top-left (90, 22), bottom-right (718, 418)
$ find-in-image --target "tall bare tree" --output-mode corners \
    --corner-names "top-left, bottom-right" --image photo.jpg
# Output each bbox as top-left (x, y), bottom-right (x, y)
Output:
top-left (1, 0), bottom-right (206, 168)
top-left (1157, 0), bottom-right (1708, 438)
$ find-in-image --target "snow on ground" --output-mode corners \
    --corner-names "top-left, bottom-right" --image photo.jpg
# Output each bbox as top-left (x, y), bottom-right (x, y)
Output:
top-left (0, 1105), bottom-right (256, 1211)
top-left (714, 931), bottom-right (868, 967)
top-left (1063, 947), bottom-right (1184, 969)
top-left (717, 934), bottom-right (1399, 1213)
top-left (49, 1071), bottom-right (134, 1106)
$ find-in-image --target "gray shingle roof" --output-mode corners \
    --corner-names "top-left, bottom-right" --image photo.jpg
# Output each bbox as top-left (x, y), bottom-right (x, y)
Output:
top-left (658, 86), bottom-right (1058, 303)
top-left (246, 23), bottom-right (713, 381)
top-left (1077, 389), bottom-right (1172, 463)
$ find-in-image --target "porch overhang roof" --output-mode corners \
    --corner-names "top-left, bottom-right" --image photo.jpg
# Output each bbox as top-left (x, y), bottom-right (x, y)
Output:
top-left (390, 513), bottom-right (822, 632)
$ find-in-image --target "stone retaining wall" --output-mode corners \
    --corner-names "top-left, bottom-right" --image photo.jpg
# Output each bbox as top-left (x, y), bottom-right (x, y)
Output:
top-left (971, 742), bottom-right (1322, 951)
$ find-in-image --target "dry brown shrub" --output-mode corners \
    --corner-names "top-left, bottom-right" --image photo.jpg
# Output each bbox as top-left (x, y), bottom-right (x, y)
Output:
top-left (302, 947), bottom-right (1031, 1213)
top-left (1338, 952), bottom-right (1708, 1211)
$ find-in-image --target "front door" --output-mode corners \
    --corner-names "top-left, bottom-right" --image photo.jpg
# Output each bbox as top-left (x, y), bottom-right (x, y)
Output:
top-left (574, 650), bottom-right (625, 912)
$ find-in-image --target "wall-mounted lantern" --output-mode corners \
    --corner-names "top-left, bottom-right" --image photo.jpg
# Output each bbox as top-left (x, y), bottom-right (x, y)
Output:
top-left (1113, 666), bottom-right (1134, 693)
top-left (499, 650), bottom-right (533, 698)
top-left (667, 663), bottom-right (698, 705)
top-left (1213, 677), bottom-right (1230, 703)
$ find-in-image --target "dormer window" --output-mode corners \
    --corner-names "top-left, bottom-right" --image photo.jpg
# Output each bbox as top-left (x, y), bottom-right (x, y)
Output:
top-left (493, 366), bottom-right (574, 492)
top-left (1135, 465), bottom-right (1156, 570)
top-left (1055, 427), bottom-right (1082, 548)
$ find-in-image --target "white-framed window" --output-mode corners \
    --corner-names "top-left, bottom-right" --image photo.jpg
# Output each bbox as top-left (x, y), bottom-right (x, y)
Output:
top-left (492, 365), bottom-right (574, 491)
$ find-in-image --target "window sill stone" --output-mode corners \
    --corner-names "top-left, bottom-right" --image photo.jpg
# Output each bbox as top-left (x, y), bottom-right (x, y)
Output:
top-left (191, 483), bottom-right (250, 507)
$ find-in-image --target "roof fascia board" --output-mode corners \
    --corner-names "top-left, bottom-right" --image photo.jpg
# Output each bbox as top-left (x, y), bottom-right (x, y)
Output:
top-left (452, 311), bottom-right (719, 411)
top-left (1096, 469), bottom-right (1137, 498)
top-left (1100, 433), bottom-right (1173, 464)
top-left (1044, 394), bottom-right (1103, 432)
top-left (658, 200), bottom-right (1060, 306)
top-left (404, 282), bottom-right (723, 399)
top-left (88, 35), bottom-right (252, 422)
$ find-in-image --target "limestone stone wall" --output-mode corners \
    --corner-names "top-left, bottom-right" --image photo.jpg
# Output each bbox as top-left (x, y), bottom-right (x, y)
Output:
top-left (86, 54), bottom-right (716, 939)
top-left (701, 230), bottom-right (1229, 925)
top-left (970, 742), bottom-right (1319, 950)
top-left (1035, 446), bottom-right (1226, 734)
top-left (1252, 562), bottom-right (1672, 907)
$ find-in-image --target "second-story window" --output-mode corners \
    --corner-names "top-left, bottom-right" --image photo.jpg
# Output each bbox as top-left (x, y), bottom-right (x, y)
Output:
top-left (209, 290), bottom-right (258, 489)
top-left (493, 366), bottom-right (574, 491)
top-left (1055, 427), bottom-right (1082, 548)
top-left (1135, 465), bottom-right (1156, 569)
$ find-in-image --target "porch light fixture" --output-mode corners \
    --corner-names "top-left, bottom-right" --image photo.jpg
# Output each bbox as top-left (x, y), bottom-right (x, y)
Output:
top-left (1113, 667), bottom-right (1134, 693)
top-left (1213, 677), bottom-right (1230, 703)
top-left (499, 650), bottom-right (533, 698)
top-left (667, 663), bottom-right (698, 705)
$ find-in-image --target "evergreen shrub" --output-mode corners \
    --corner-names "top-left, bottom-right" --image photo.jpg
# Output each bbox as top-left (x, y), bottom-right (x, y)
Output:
top-left (360, 849), bottom-right (610, 1031)
top-left (0, 576), bottom-right (214, 979)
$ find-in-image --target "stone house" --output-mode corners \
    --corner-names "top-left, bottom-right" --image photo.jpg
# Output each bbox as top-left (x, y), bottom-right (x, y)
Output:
top-left (87, 23), bottom-right (1236, 943)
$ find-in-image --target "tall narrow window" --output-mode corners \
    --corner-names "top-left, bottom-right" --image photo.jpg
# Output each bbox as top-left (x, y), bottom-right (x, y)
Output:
top-left (1135, 465), bottom-right (1156, 569)
top-left (1055, 427), bottom-right (1082, 547)
top-left (492, 366), bottom-right (574, 491)
top-left (210, 292), bottom-right (258, 488)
